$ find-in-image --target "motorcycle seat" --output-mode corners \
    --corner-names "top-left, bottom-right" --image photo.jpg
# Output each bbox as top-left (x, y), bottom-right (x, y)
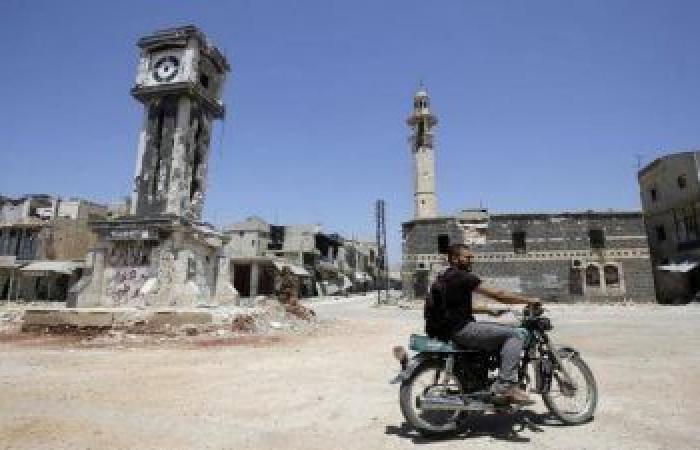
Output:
top-left (409, 334), bottom-right (482, 353)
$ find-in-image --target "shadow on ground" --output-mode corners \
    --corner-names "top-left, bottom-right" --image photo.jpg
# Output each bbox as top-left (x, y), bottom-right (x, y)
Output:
top-left (385, 411), bottom-right (562, 444)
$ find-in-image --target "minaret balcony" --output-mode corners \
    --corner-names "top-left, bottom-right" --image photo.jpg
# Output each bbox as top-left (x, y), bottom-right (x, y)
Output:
top-left (406, 113), bottom-right (438, 127)
top-left (411, 134), bottom-right (434, 149)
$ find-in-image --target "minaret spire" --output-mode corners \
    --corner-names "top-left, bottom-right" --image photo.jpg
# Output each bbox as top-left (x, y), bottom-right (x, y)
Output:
top-left (407, 84), bottom-right (438, 219)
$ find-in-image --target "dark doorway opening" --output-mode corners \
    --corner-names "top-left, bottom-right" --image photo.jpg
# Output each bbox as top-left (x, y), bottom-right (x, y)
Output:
top-left (437, 234), bottom-right (450, 254)
top-left (569, 268), bottom-right (583, 295)
top-left (233, 264), bottom-right (251, 297)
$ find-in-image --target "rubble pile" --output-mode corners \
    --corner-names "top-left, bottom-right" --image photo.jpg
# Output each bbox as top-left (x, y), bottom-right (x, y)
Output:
top-left (0, 296), bottom-right (318, 347)
top-left (0, 310), bottom-right (24, 333)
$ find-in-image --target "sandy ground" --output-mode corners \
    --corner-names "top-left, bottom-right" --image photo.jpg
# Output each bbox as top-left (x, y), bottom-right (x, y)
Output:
top-left (1, 298), bottom-right (699, 449)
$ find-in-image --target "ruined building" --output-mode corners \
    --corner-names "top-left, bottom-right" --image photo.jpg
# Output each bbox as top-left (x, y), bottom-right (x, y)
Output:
top-left (0, 195), bottom-right (110, 301)
top-left (400, 88), bottom-right (656, 302)
top-left (223, 216), bottom-right (377, 298)
top-left (73, 26), bottom-right (234, 307)
top-left (638, 151), bottom-right (700, 303)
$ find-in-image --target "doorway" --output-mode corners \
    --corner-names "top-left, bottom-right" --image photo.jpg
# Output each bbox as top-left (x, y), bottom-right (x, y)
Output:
top-left (233, 263), bottom-right (251, 297)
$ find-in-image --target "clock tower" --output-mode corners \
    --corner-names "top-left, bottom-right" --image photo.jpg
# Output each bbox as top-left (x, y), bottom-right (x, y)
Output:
top-left (73, 26), bottom-right (236, 308)
top-left (130, 25), bottom-right (229, 220)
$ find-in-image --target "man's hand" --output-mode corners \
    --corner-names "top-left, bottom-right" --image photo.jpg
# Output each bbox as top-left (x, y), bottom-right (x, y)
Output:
top-left (488, 308), bottom-right (510, 317)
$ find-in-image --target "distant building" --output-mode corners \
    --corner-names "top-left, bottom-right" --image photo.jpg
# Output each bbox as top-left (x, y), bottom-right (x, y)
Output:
top-left (0, 195), bottom-right (109, 301)
top-left (402, 209), bottom-right (656, 303)
top-left (638, 151), bottom-right (700, 303)
top-left (223, 216), bottom-right (377, 298)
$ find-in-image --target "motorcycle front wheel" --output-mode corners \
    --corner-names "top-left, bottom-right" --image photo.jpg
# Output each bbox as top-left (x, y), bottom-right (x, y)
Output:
top-left (399, 360), bottom-right (464, 437)
top-left (542, 351), bottom-right (598, 425)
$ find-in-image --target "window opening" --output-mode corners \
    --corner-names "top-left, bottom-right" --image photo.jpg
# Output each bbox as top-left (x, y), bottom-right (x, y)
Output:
top-left (151, 106), bottom-right (165, 195)
top-left (437, 234), bottom-right (450, 254)
top-left (589, 229), bottom-right (605, 249)
top-left (190, 114), bottom-right (203, 201)
top-left (186, 258), bottom-right (196, 281)
top-left (512, 231), bottom-right (526, 254)
top-left (199, 73), bottom-right (210, 89)
top-left (656, 225), bottom-right (667, 241)
top-left (585, 265), bottom-right (601, 286)
top-left (604, 265), bottom-right (620, 287)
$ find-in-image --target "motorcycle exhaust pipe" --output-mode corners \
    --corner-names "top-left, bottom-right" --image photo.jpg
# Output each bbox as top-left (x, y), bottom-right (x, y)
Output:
top-left (418, 396), bottom-right (496, 412)
top-left (392, 345), bottom-right (408, 370)
top-left (418, 396), bottom-right (467, 411)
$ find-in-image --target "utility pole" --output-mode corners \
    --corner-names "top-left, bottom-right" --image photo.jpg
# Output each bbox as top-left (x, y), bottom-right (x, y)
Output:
top-left (383, 202), bottom-right (389, 301)
top-left (375, 199), bottom-right (387, 304)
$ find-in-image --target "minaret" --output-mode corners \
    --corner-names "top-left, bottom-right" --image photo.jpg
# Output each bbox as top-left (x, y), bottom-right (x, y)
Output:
top-left (407, 85), bottom-right (438, 219)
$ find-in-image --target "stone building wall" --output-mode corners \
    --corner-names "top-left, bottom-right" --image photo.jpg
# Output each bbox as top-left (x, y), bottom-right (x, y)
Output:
top-left (402, 211), bottom-right (656, 302)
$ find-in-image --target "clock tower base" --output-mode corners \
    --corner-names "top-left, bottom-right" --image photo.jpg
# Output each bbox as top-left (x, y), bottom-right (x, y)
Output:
top-left (72, 216), bottom-right (236, 308)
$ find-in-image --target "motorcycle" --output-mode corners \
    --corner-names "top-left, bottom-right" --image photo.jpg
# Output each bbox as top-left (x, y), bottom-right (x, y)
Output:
top-left (390, 304), bottom-right (597, 436)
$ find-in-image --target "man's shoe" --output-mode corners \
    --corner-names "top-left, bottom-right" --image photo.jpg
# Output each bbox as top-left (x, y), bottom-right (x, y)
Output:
top-left (492, 385), bottom-right (536, 406)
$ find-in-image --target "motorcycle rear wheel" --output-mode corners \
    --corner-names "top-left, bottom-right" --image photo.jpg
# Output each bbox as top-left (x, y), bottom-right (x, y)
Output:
top-left (399, 360), bottom-right (464, 437)
top-left (542, 351), bottom-right (597, 425)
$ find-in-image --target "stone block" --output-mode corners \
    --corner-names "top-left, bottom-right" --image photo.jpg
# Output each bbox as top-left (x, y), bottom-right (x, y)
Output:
top-left (23, 310), bottom-right (66, 327)
top-left (62, 310), bottom-right (114, 327)
top-left (23, 309), bottom-right (115, 327)
top-left (146, 310), bottom-right (212, 327)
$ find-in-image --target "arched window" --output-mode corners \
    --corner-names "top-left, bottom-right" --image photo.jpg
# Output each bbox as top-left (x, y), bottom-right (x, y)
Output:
top-left (585, 265), bottom-right (600, 286)
top-left (604, 265), bottom-right (620, 287)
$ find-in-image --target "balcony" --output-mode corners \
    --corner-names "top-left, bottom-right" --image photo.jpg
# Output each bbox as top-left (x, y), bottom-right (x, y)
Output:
top-left (411, 134), bottom-right (434, 149)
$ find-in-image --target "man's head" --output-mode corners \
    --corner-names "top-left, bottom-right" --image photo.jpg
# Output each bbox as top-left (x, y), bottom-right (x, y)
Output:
top-left (447, 244), bottom-right (474, 271)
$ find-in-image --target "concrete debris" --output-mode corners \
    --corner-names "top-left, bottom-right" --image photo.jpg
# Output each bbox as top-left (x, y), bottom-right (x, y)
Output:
top-left (231, 314), bottom-right (256, 333)
top-left (1, 296), bottom-right (319, 347)
top-left (285, 303), bottom-right (316, 321)
top-left (268, 321), bottom-right (286, 330)
top-left (181, 325), bottom-right (199, 336)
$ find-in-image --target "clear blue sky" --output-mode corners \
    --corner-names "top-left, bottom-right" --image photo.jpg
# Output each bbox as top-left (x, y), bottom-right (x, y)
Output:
top-left (2, 1), bottom-right (700, 266)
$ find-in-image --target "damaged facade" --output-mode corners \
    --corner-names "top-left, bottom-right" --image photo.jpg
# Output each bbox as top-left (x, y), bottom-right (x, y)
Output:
top-left (73, 26), bottom-right (234, 308)
top-left (402, 210), bottom-right (656, 302)
top-left (223, 217), bottom-right (378, 299)
top-left (0, 195), bottom-right (110, 301)
top-left (638, 151), bottom-right (700, 303)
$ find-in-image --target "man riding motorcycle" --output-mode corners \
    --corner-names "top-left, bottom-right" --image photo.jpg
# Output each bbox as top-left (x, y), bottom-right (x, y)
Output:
top-left (441, 243), bottom-right (542, 404)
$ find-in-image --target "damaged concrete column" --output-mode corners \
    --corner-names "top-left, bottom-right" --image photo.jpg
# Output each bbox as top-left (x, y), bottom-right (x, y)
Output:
top-left (214, 255), bottom-right (237, 304)
top-left (75, 247), bottom-right (107, 307)
top-left (166, 97), bottom-right (192, 218)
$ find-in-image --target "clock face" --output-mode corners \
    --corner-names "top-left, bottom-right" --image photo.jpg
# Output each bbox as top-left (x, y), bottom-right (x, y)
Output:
top-left (152, 56), bottom-right (180, 83)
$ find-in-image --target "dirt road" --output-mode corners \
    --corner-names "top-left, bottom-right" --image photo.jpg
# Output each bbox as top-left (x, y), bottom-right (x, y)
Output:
top-left (1, 298), bottom-right (699, 449)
